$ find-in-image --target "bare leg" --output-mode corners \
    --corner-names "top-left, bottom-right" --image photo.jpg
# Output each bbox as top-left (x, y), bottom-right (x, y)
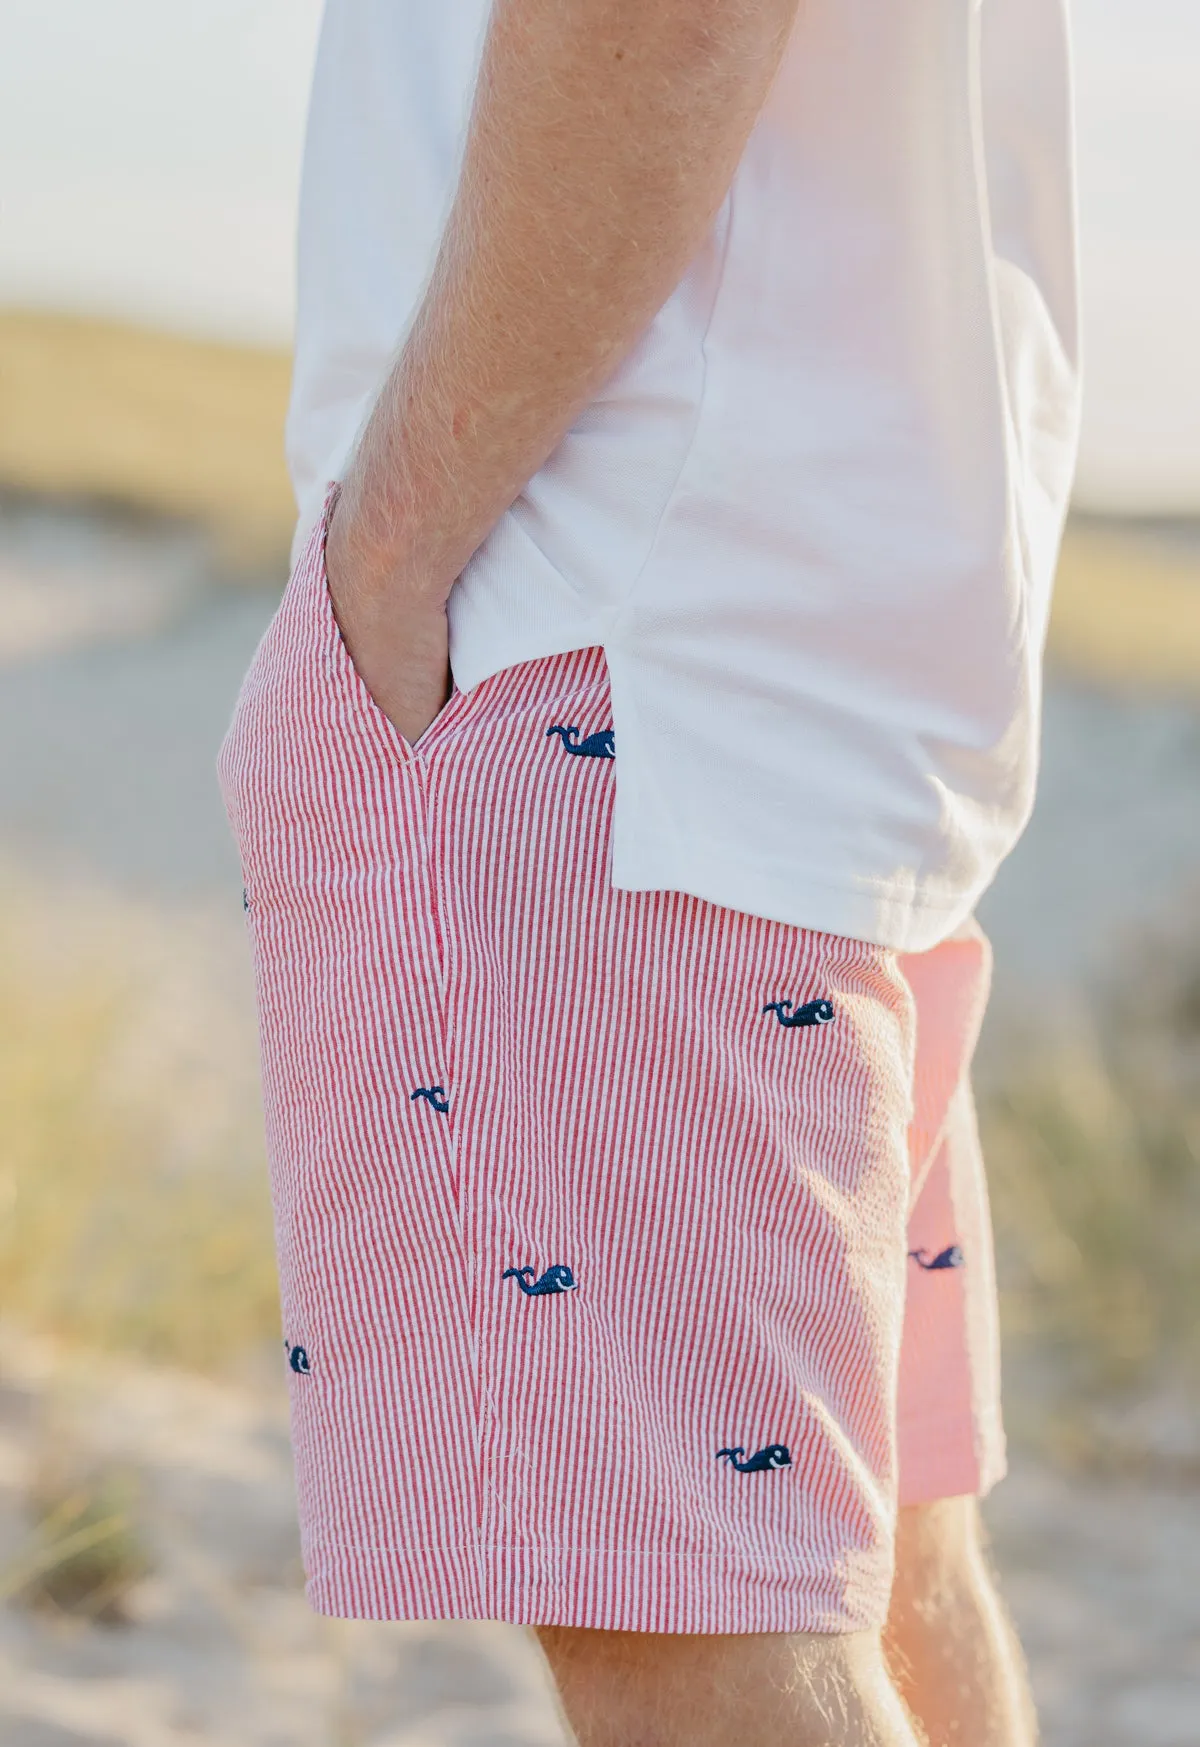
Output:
top-left (534, 1625), bottom-right (924, 1747)
top-left (884, 1497), bottom-right (1037, 1747)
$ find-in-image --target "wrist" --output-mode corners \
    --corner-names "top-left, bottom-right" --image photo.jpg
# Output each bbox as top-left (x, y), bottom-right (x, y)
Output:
top-left (328, 481), bottom-right (453, 611)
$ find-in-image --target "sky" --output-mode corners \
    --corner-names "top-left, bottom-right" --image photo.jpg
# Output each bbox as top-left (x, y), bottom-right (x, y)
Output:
top-left (1, 0), bottom-right (1198, 512)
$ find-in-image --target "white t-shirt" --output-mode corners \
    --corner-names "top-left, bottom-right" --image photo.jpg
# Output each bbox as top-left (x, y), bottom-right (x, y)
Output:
top-left (287, 0), bottom-right (1082, 952)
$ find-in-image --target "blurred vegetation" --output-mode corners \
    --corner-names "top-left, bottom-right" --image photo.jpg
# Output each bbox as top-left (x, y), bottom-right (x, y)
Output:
top-left (1052, 520), bottom-right (1200, 697)
top-left (3, 1466), bottom-right (151, 1625)
top-left (0, 308), bottom-right (295, 569)
top-left (0, 925), bottom-right (279, 1372)
top-left (982, 914), bottom-right (1200, 1465)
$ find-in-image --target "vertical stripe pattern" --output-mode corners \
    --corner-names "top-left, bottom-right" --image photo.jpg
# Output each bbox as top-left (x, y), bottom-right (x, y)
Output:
top-left (217, 493), bottom-right (1002, 1634)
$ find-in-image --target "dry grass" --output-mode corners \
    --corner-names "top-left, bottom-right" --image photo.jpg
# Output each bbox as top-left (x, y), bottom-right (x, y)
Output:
top-left (0, 308), bottom-right (295, 568)
top-left (1051, 520), bottom-right (1200, 697)
top-left (986, 1044), bottom-right (1200, 1389)
top-left (982, 916), bottom-right (1200, 1462)
top-left (4, 1467), bottom-right (151, 1625)
top-left (0, 923), bottom-right (279, 1372)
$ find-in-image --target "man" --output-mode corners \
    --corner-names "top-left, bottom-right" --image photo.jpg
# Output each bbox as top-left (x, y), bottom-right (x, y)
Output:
top-left (219, 1), bottom-right (1079, 1741)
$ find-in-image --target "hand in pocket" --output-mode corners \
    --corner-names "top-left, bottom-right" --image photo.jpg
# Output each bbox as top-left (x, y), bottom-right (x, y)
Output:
top-left (324, 495), bottom-right (454, 748)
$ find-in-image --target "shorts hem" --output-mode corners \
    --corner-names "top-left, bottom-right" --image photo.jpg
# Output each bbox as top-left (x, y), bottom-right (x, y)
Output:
top-left (897, 1414), bottom-right (1008, 1508)
top-left (303, 1539), bottom-right (892, 1635)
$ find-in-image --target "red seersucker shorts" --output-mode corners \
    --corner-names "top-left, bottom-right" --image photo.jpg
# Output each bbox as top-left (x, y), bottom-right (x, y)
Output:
top-left (217, 492), bottom-right (1005, 1635)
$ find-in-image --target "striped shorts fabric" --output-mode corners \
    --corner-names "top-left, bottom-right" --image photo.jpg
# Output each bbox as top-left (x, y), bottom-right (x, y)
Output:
top-left (216, 495), bottom-right (1005, 1635)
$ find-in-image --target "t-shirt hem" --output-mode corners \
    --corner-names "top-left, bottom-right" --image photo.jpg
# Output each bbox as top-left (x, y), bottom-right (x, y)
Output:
top-left (609, 832), bottom-right (978, 954)
top-left (450, 630), bottom-right (988, 954)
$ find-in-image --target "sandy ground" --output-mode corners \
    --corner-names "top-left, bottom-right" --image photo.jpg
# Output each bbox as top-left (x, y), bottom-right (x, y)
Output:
top-left (1, 1332), bottom-right (1198, 1747)
top-left (0, 1336), bottom-right (568, 1747)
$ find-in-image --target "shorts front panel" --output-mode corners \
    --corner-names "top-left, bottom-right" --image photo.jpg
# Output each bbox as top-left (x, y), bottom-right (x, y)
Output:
top-left (217, 507), bottom-right (486, 1616)
top-left (217, 500), bottom-right (940, 1633)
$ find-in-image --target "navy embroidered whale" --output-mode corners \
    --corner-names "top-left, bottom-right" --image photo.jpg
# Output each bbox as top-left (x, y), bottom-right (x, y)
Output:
top-left (546, 724), bottom-right (615, 759)
top-left (411, 1086), bottom-right (450, 1115)
top-left (242, 887), bottom-right (250, 912)
top-left (763, 998), bottom-right (835, 1029)
top-left (285, 1342), bottom-right (311, 1375)
top-left (909, 1245), bottom-right (965, 1271)
top-left (502, 1264), bottom-right (577, 1296)
top-left (716, 1444), bottom-right (792, 1472)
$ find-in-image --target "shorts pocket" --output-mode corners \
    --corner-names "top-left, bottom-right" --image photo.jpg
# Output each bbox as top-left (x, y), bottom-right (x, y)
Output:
top-left (314, 484), bottom-right (467, 761)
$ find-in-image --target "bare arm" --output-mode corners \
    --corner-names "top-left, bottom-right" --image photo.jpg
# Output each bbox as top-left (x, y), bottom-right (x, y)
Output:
top-left (328, 0), bottom-right (800, 740)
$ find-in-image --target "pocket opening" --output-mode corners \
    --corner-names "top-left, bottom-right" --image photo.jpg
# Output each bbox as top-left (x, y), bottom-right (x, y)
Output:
top-left (315, 482), bottom-right (466, 761)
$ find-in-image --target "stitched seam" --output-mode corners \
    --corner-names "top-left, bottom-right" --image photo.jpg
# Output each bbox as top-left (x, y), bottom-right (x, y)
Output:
top-left (417, 756), bottom-right (488, 1592)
